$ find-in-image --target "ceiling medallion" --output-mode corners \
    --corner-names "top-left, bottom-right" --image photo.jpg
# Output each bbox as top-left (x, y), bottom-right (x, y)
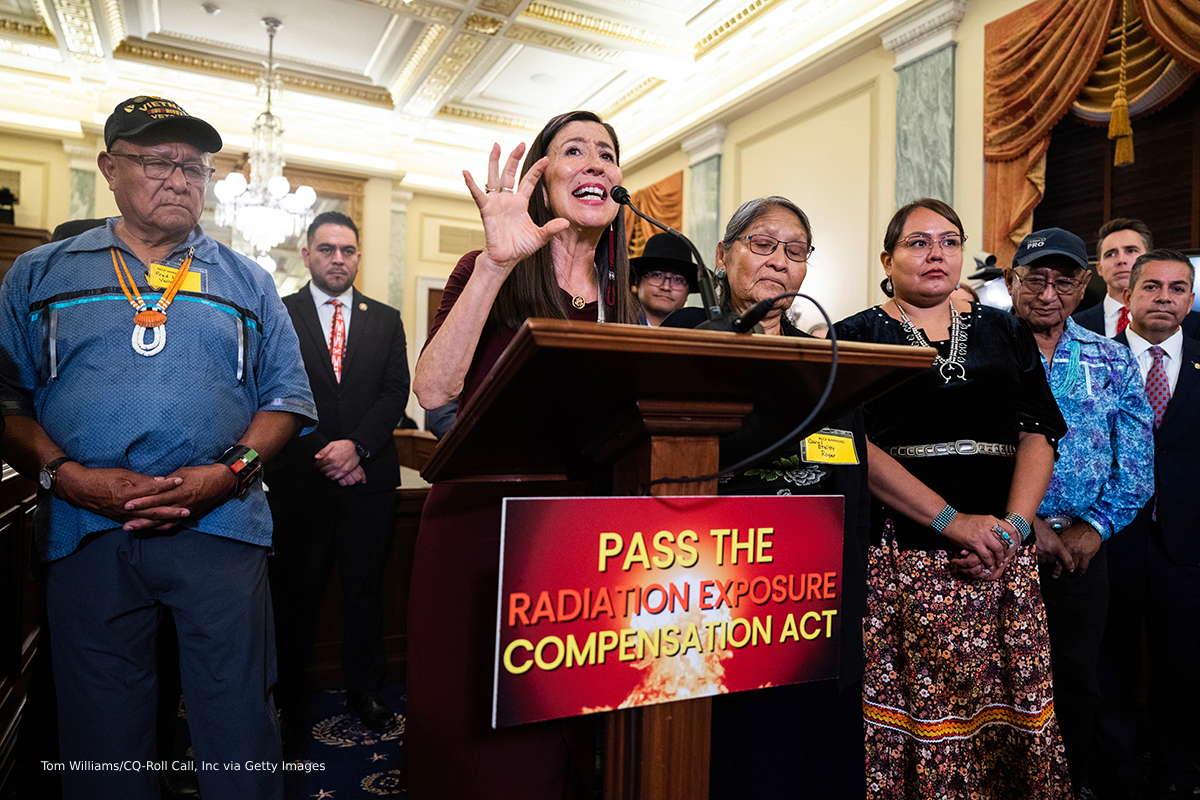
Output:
top-left (212, 17), bottom-right (316, 273)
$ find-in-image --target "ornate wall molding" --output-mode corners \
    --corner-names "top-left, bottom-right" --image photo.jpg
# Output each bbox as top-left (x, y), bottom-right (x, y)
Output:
top-left (401, 31), bottom-right (488, 119)
top-left (693, 0), bottom-right (791, 60)
top-left (464, 14), bottom-right (505, 35)
top-left (391, 24), bottom-right (447, 96)
top-left (161, 32), bottom-right (354, 75)
top-left (359, 0), bottom-right (461, 26)
top-left (476, 0), bottom-right (523, 17)
top-left (97, 0), bottom-right (124, 52)
top-left (521, 2), bottom-right (686, 53)
top-left (505, 24), bottom-right (632, 64)
top-left (600, 76), bottom-right (665, 118)
top-left (437, 105), bottom-right (540, 130)
top-left (50, 0), bottom-right (106, 64)
top-left (880, 0), bottom-right (965, 67)
top-left (681, 124), bottom-right (727, 164)
top-left (0, 17), bottom-right (55, 41)
top-left (391, 187), bottom-right (413, 212)
top-left (112, 39), bottom-right (395, 108)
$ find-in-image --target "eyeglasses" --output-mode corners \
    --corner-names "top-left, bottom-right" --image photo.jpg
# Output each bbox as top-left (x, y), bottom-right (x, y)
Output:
top-left (738, 234), bottom-right (813, 263)
top-left (643, 271), bottom-right (689, 289)
top-left (897, 233), bottom-right (966, 253)
top-left (109, 152), bottom-right (216, 186)
top-left (1013, 271), bottom-right (1082, 295)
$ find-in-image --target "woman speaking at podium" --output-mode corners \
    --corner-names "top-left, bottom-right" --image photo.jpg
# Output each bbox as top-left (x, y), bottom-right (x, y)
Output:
top-left (834, 199), bottom-right (1070, 798)
top-left (408, 111), bottom-right (637, 799)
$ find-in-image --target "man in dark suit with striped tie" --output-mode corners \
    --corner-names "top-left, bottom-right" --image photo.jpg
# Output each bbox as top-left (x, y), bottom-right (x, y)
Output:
top-left (265, 211), bottom-right (410, 738)
top-left (1096, 249), bottom-right (1200, 799)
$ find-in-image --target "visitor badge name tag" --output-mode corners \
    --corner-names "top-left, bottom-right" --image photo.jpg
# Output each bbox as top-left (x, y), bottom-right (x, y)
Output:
top-left (801, 428), bottom-right (858, 464)
top-left (148, 262), bottom-right (202, 293)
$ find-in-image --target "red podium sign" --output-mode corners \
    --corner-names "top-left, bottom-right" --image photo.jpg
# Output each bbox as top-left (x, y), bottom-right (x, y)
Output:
top-left (493, 495), bottom-right (844, 728)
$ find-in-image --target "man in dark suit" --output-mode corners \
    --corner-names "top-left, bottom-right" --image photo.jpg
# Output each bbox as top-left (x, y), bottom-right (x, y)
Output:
top-left (1074, 218), bottom-right (1200, 338)
top-left (1096, 249), bottom-right (1200, 800)
top-left (265, 211), bottom-right (410, 735)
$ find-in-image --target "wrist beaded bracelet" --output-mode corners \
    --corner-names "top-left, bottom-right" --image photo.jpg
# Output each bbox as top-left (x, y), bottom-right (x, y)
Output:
top-left (1003, 512), bottom-right (1032, 542)
top-left (931, 504), bottom-right (958, 533)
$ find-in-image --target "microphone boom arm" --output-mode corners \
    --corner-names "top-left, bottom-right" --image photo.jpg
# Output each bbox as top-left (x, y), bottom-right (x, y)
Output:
top-left (612, 186), bottom-right (726, 327)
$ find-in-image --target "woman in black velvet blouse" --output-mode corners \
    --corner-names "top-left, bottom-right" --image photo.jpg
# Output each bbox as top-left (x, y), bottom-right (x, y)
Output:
top-left (833, 198), bottom-right (1070, 799)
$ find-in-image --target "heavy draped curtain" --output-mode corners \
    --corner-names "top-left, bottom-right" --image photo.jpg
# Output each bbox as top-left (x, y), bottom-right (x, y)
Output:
top-left (1138, 0), bottom-right (1200, 71)
top-left (983, 0), bottom-right (1117, 266)
top-left (984, 0), bottom-right (1200, 265)
top-left (624, 171), bottom-right (683, 258)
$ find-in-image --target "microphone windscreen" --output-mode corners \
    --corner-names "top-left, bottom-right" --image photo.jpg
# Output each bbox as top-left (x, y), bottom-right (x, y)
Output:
top-left (610, 185), bottom-right (631, 205)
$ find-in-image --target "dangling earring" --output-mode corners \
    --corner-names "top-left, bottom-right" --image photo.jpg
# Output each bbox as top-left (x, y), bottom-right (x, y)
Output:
top-left (882, 276), bottom-right (894, 297)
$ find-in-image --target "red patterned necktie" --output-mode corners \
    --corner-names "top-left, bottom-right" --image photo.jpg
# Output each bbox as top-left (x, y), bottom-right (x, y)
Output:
top-left (1117, 306), bottom-right (1130, 334)
top-left (1146, 345), bottom-right (1170, 428)
top-left (327, 298), bottom-right (345, 382)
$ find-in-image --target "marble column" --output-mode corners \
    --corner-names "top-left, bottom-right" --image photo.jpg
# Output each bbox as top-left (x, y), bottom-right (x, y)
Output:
top-left (882, 0), bottom-right (966, 208)
top-left (681, 125), bottom-right (726, 274)
top-left (64, 142), bottom-right (98, 220)
top-left (389, 188), bottom-right (412, 311)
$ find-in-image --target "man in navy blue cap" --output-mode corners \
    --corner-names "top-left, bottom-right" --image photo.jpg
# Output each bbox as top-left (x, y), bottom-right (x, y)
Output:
top-left (630, 232), bottom-right (698, 326)
top-left (1006, 227), bottom-right (1155, 800)
top-left (0, 95), bottom-right (316, 800)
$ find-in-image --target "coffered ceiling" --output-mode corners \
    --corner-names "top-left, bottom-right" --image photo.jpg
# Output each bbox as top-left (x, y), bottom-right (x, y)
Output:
top-left (0, 0), bottom-right (922, 188)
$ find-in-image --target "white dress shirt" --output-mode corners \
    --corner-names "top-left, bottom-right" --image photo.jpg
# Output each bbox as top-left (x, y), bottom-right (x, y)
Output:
top-left (309, 282), bottom-right (355, 345)
top-left (1102, 294), bottom-right (1126, 339)
top-left (1126, 326), bottom-right (1184, 394)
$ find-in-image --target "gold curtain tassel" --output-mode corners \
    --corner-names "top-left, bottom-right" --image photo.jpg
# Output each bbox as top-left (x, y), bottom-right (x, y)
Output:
top-left (1109, 0), bottom-right (1134, 165)
top-left (1108, 88), bottom-right (1132, 139)
top-left (1113, 133), bottom-right (1135, 166)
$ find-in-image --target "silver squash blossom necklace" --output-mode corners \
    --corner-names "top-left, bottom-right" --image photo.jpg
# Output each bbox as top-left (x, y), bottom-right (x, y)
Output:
top-left (896, 303), bottom-right (969, 383)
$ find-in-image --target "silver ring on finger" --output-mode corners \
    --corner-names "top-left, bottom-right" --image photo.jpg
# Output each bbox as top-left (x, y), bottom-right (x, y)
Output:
top-left (980, 567), bottom-right (992, 575)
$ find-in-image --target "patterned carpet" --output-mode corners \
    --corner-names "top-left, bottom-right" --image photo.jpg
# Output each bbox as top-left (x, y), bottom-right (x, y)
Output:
top-left (280, 682), bottom-right (409, 799)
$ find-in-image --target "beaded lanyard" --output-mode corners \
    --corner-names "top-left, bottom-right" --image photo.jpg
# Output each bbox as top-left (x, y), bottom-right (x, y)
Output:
top-left (111, 246), bottom-right (194, 357)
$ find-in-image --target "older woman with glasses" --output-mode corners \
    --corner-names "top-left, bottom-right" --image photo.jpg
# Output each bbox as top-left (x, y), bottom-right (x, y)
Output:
top-left (665, 196), bottom-right (871, 797)
top-left (833, 199), bottom-right (1071, 798)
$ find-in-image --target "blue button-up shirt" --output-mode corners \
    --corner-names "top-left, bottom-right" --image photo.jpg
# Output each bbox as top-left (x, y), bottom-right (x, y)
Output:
top-left (0, 219), bottom-right (317, 561)
top-left (1037, 318), bottom-right (1154, 540)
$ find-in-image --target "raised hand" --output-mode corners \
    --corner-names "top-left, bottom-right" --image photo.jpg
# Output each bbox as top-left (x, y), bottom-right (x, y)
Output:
top-left (463, 142), bottom-right (569, 275)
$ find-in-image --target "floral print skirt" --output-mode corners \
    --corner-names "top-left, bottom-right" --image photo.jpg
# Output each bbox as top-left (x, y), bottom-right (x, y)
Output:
top-left (862, 520), bottom-right (1071, 799)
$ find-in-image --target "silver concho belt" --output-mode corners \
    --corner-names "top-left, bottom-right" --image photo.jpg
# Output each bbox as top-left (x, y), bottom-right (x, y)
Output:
top-left (886, 439), bottom-right (1016, 458)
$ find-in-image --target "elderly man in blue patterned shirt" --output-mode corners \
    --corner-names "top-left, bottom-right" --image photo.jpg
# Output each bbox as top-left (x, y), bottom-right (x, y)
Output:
top-left (1005, 228), bottom-right (1155, 800)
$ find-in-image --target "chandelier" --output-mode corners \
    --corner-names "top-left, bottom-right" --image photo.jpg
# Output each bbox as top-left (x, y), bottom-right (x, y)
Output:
top-left (213, 17), bottom-right (316, 273)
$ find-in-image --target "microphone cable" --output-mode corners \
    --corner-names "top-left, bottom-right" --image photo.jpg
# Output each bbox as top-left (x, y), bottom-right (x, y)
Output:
top-left (646, 291), bottom-right (839, 488)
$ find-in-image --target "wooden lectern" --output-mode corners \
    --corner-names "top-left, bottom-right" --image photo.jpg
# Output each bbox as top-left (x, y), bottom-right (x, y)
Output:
top-left (423, 319), bottom-right (933, 800)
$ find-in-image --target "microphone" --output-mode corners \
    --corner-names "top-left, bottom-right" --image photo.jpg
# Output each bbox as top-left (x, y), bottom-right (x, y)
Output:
top-left (611, 185), bottom-right (740, 331)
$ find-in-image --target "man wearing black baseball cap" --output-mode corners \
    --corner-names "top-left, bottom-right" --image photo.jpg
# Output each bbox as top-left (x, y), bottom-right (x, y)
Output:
top-left (1005, 227), bottom-right (1155, 799)
top-left (629, 232), bottom-right (698, 326)
top-left (0, 95), bottom-right (316, 799)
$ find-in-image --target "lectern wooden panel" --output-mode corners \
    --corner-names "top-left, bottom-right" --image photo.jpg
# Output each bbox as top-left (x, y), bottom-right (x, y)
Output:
top-left (424, 320), bottom-right (934, 484)
top-left (421, 318), bottom-right (933, 800)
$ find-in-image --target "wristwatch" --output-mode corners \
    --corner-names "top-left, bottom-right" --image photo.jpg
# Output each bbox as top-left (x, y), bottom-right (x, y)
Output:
top-left (39, 456), bottom-right (74, 492)
top-left (353, 440), bottom-right (370, 460)
top-left (218, 445), bottom-right (262, 498)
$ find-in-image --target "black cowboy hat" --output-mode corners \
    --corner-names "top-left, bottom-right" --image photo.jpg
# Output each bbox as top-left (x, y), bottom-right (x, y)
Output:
top-left (629, 232), bottom-right (699, 292)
